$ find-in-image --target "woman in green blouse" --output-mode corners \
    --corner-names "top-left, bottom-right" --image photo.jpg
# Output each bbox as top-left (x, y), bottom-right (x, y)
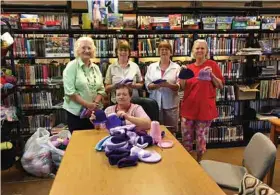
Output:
top-left (62, 37), bottom-right (106, 132)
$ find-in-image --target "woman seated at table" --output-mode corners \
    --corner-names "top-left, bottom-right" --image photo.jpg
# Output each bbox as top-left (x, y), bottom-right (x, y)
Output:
top-left (90, 84), bottom-right (151, 130)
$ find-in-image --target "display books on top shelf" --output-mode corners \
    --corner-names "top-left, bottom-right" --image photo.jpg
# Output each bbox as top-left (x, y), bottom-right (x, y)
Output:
top-left (123, 14), bottom-right (136, 30)
top-left (0, 14), bottom-right (19, 29)
top-left (169, 14), bottom-right (181, 30)
top-left (107, 13), bottom-right (123, 30)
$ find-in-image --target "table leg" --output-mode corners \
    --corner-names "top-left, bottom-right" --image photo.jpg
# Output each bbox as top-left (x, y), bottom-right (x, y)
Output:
top-left (267, 125), bottom-right (277, 187)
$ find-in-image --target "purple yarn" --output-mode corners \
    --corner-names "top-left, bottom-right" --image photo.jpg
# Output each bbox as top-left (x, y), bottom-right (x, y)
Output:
top-left (197, 69), bottom-right (211, 81)
top-left (117, 155), bottom-right (138, 168)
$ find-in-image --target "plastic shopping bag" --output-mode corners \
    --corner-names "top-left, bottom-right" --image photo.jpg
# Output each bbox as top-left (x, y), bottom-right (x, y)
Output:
top-left (47, 130), bottom-right (71, 167)
top-left (21, 128), bottom-right (52, 177)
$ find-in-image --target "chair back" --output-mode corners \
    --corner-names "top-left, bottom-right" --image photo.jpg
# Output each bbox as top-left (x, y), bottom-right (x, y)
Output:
top-left (243, 132), bottom-right (277, 180)
top-left (131, 97), bottom-right (159, 121)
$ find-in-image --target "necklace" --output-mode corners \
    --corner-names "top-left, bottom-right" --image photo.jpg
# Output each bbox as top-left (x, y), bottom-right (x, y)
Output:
top-left (115, 103), bottom-right (132, 113)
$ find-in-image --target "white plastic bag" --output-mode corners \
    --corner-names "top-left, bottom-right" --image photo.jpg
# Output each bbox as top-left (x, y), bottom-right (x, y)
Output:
top-left (47, 130), bottom-right (71, 167)
top-left (21, 128), bottom-right (52, 177)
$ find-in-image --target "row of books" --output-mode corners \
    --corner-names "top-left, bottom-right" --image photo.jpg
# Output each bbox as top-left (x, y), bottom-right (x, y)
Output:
top-left (217, 85), bottom-right (235, 101)
top-left (10, 33), bottom-right (269, 58)
top-left (249, 121), bottom-right (271, 132)
top-left (17, 90), bottom-right (63, 109)
top-left (139, 15), bottom-right (280, 30)
top-left (249, 99), bottom-right (280, 113)
top-left (138, 38), bottom-right (192, 57)
top-left (206, 125), bottom-right (243, 143)
top-left (12, 34), bottom-right (70, 58)
top-left (1, 94), bottom-right (15, 107)
top-left (19, 110), bottom-right (67, 135)
top-left (15, 63), bottom-right (66, 85)
top-left (260, 33), bottom-right (280, 49)
top-left (259, 80), bottom-right (280, 99)
top-left (70, 37), bottom-right (135, 58)
top-left (21, 114), bottom-right (53, 133)
top-left (1, 13), bottom-right (68, 30)
top-left (199, 35), bottom-right (247, 55)
top-left (217, 60), bottom-right (244, 79)
top-left (213, 105), bottom-right (234, 122)
top-left (3, 13), bottom-right (280, 31)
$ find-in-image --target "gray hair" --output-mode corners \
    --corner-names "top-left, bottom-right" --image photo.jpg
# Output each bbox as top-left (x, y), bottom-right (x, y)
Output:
top-left (191, 39), bottom-right (210, 59)
top-left (74, 36), bottom-right (96, 58)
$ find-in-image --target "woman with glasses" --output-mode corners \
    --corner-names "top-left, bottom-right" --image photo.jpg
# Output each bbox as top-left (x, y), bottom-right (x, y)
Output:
top-left (105, 40), bottom-right (143, 104)
top-left (145, 40), bottom-right (181, 134)
top-left (62, 36), bottom-right (106, 133)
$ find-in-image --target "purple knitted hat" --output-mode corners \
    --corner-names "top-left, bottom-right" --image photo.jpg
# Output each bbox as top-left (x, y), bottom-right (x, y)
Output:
top-left (197, 69), bottom-right (211, 81)
top-left (178, 68), bottom-right (194, 79)
top-left (92, 109), bottom-right (107, 124)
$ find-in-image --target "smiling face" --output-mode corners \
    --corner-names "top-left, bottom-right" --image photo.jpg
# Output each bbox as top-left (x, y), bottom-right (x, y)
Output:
top-left (158, 41), bottom-right (172, 61)
top-left (117, 47), bottom-right (130, 61)
top-left (159, 47), bottom-right (171, 60)
top-left (116, 86), bottom-right (132, 106)
top-left (192, 41), bottom-right (208, 60)
top-left (77, 40), bottom-right (94, 61)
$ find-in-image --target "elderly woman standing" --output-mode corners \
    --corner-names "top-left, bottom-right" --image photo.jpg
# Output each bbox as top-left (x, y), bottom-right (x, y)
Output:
top-left (145, 41), bottom-right (181, 133)
top-left (105, 40), bottom-right (143, 104)
top-left (179, 39), bottom-right (224, 162)
top-left (63, 36), bottom-right (106, 133)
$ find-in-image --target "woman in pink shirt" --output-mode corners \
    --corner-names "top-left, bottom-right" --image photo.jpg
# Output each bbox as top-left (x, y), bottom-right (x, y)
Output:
top-left (90, 85), bottom-right (151, 130)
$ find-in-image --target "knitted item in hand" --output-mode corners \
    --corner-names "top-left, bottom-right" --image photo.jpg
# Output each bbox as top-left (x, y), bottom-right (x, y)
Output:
top-left (197, 69), bottom-right (211, 81)
top-left (121, 78), bottom-right (133, 85)
top-left (178, 68), bottom-right (194, 79)
top-left (152, 79), bottom-right (167, 84)
top-left (92, 109), bottom-right (107, 124)
top-left (106, 113), bottom-right (124, 129)
top-left (117, 155), bottom-right (138, 168)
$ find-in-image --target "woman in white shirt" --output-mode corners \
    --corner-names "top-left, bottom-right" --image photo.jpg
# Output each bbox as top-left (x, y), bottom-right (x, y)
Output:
top-left (145, 41), bottom-right (180, 133)
top-left (105, 40), bottom-right (143, 104)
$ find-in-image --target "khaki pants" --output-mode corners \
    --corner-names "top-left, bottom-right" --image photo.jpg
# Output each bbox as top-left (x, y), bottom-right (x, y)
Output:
top-left (159, 107), bottom-right (179, 133)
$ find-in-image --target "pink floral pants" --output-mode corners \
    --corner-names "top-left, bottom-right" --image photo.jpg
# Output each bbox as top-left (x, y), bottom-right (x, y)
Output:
top-left (181, 117), bottom-right (212, 155)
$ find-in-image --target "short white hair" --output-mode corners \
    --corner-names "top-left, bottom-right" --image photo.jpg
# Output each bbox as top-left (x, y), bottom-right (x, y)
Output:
top-left (74, 36), bottom-right (96, 58)
top-left (191, 39), bottom-right (210, 59)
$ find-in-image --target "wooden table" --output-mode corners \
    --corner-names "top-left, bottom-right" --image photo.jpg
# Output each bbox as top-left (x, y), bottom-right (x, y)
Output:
top-left (267, 118), bottom-right (280, 186)
top-left (49, 126), bottom-right (225, 195)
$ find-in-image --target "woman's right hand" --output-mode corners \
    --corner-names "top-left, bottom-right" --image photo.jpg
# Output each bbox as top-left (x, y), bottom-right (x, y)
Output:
top-left (86, 102), bottom-right (97, 110)
top-left (89, 111), bottom-right (96, 121)
top-left (149, 83), bottom-right (161, 90)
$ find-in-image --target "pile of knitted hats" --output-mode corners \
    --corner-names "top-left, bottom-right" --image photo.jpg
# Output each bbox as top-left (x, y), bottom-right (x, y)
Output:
top-left (95, 112), bottom-right (162, 168)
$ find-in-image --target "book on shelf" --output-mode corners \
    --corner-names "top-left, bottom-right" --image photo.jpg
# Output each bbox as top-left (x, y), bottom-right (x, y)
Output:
top-left (202, 16), bottom-right (216, 30)
top-left (107, 13), bottom-right (123, 30)
top-left (0, 14), bottom-right (19, 29)
top-left (169, 14), bottom-right (181, 30)
top-left (182, 14), bottom-right (200, 30)
top-left (216, 16), bottom-right (233, 30)
top-left (82, 13), bottom-right (91, 29)
top-left (71, 15), bottom-right (81, 29)
top-left (123, 14), bottom-right (137, 30)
